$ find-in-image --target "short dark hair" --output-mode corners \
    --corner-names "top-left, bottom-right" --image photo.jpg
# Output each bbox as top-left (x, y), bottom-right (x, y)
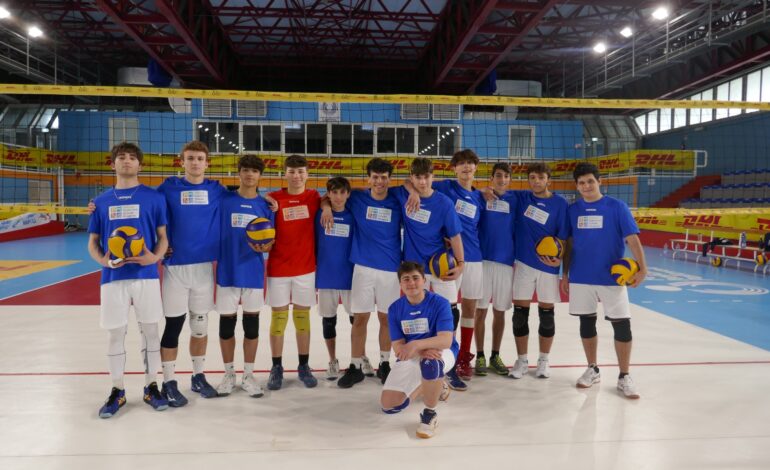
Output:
top-left (491, 162), bottom-right (511, 176)
top-left (285, 154), bottom-right (308, 170)
top-left (573, 162), bottom-right (600, 182)
top-left (111, 142), bottom-right (144, 163)
top-left (410, 157), bottom-right (433, 176)
top-left (527, 162), bottom-right (552, 178)
top-left (238, 154), bottom-right (265, 173)
top-left (397, 261), bottom-right (425, 279)
top-left (180, 140), bottom-right (210, 160)
top-left (450, 149), bottom-right (480, 167)
top-left (366, 157), bottom-right (394, 176)
top-left (326, 176), bottom-right (351, 193)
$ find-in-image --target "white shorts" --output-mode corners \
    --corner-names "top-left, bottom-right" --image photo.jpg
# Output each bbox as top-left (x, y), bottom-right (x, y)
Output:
top-left (457, 261), bottom-right (483, 300)
top-left (100, 279), bottom-right (163, 330)
top-left (382, 349), bottom-right (456, 396)
top-left (266, 272), bottom-right (317, 307)
top-left (513, 261), bottom-right (560, 305)
top-left (350, 264), bottom-right (400, 314)
top-left (216, 286), bottom-right (265, 315)
top-left (425, 274), bottom-right (458, 303)
top-left (318, 289), bottom-right (352, 318)
top-left (477, 261), bottom-right (513, 311)
top-left (569, 283), bottom-right (631, 320)
top-left (162, 263), bottom-right (215, 317)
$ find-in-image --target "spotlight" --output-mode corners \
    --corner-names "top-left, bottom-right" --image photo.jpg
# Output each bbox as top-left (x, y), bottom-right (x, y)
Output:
top-left (620, 27), bottom-right (633, 38)
top-left (0, 7), bottom-right (11, 20)
top-left (28, 26), bottom-right (43, 38)
top-left (593, 42), bottom-right (607, 53)
top-left (652, 7), bottom-right (669, 20)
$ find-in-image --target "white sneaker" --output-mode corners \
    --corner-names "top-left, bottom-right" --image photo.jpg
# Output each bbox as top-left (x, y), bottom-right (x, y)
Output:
top-left (216, 372), bottom-right (236, 396)
top-left (416, 410), bottom-right (438, 439)
top-left (535, 358), bottom-right (550, 378)
top-left (617, 375), bottom-right (640, 399)
top-left (326, 359), bottom-right (340, 380)
top-left (361, 355), bottom-right (375, 377)
top-left (576, 366), bottom-right (601, 388)
top-left (508, 359), bottom-right (529, 379)
top-left (439, 381), bottom-right (450, 402)
top-left (241, 375), bottom-right (264, 398)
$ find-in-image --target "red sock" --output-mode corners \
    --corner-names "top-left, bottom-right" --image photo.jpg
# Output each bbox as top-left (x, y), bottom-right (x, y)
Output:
top-left (460, 326), bottom-right (474, 355)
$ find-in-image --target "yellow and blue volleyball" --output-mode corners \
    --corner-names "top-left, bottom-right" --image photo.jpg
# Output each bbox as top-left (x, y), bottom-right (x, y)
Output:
top-left (246, 217), bottom-right (275, 245)
top-left (535, 236), bottom-right (564, 258)
top-left (107, 226), bottom-right (144, 259)
top-left (610, 258), bottom-right (639, 286)
top-left (711, 256), bottom-right (723, 267)
top-left (429, 250), bottom-right (456, 278)
top-left (757, 253), bottom-right (767, 266)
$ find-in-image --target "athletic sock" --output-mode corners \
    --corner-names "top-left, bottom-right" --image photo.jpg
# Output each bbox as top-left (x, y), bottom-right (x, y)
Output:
top-left (477, 351), bottom-right (485, 359)
top-left (244, 362), bottom-right (254, 377)
top-left (539, 352), bottom-right (549, 360)
top-left (619, 372), bottom-right (629, 379)
top-left (352, 357), bottom-right (363, 368)
top-left (191, 356), bottom-right (205, 375)
top-left (459, 318), bottom-right (474, 355)
top-left (224, 362), bottom-right (235, 374)
top-left (272, 356), bottom-right (282, 367)
top-left (490, 350), bottom-right (499, 359)
top-left (380, 351), bottom-right (391, 363)
top-left (298, 354), bottom-right (309, 366)
top-left (518, 354), bottom-right (528, 361)
top-left (590, 363), bottom-right (599, 373)
top-left (161, 361), bottom-right (175, 383)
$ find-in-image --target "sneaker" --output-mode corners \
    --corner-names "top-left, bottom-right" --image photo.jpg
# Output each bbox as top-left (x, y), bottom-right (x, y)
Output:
top-left (143, 382), bottom-right (169, 411)
top-left (446, 369), bottom-right (467, 391)
top-left (326, 359), bottom-right (340, 380)
top-left (241, 375), bottom-right (265, 398)
top-left (489, 355), bottom-right (509, 375)
top-left (455, 351), bottom-right (474, 380)
top-left (191, 373), bottom-right (218, 398)
top-left (617, 375), bottom-right (640, 399)
top-left (216, 372), bottom-right (236, 396)
top-left (576, 366), bottom-right (601, 388)
top-left (298, 364), bottom-right (318, 388)
top-left (161, 380), bottom-right (188, 407)
top-left (361, 355), bottom-right (375, 377)
top-left (267, 365), bottom-right (284, 391)
top-left (439, 381), bottom-right (450, 402)
top-left (416, 409), bottom-right (438, 439)
top-left (98, 387), bottom-right (126, 418)
top-left (535, 358), bottom-right (551, 378)
top-left (337, 364), bottom-right (365, 388)
top-left (377, 361), bottom-right (391, 384)
top-left (508, 358), bottom-right (529, 379)
top-left (474, 355), bottom-right (488, 376)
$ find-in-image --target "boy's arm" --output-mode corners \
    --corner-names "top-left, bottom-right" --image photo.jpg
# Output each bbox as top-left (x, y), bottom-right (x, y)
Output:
top-left (88, 233), bottom-right (121, 268)
top-left (442, 233), bottom-right (464, 280)
top-left (559, 237), bottom-right (572, 295)
top-left (126, 225), bottom-right (168, 266)
top-left (625, 234), bottom-right (647, 287)
top-left (397, 331), bottom-right (453, 360)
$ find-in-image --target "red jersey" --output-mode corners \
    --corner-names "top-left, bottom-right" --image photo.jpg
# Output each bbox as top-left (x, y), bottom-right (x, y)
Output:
top-left (267, 188), bottom-right (320, 277)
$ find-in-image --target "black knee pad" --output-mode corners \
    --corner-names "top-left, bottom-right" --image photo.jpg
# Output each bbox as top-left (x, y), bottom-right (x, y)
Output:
top-left (219, 315), bottom-right (237, 340)
top-left (322, 316), bottom-right (338, 340)
top-left (611, 318), bottom-right (632, 342)
top-left (242, 314), bottom-right (259, 340)
top-left (579, 315), bottom-right (597, 339)
top-left (348, 315), bottom-right (354, 325)
top-left (538, 307), bottom-right (555, 338)
top-left (451, 304), bottom-right (460, 331)
top-left (512, 305), bottom-right (530, 337)
top-left (160, 314), bottom-right (186, 348)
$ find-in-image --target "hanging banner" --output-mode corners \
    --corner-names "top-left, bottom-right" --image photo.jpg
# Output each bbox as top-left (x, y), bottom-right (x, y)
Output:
top-left (634, 209), bottom-right (770, 240)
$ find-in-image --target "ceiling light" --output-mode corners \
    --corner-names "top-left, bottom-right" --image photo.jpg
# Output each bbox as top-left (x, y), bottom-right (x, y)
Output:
top-left (204, 127), bottom-right (209, 131)
top-left (197, 124), bottom-right (202, 128)
top-left (593, 42), bottom-right (606, 53)
top-left (0, 7), bottom-right (11, 19)
top-left (652, 6), bottom-right (669, 20)
top-left (28, 26), bottom-right (43, 38)
top-left (620, 27), bottom-right (633, 38)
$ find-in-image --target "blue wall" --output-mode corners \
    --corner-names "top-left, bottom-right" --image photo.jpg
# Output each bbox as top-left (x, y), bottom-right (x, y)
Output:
top-left (1, 177), bottom-right (29, 203)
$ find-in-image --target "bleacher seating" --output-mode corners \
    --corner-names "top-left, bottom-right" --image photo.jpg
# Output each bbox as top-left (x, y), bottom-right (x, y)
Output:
top-left (681, 169), bottom-right (770, 208)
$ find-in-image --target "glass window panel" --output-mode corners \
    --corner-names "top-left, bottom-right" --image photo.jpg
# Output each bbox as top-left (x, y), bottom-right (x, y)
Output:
top-left (331, 124), bottom-right (352, 154)
top-left (396, 128), bottom-right (415, 154)
top-left (762, 66), bottom-right (770, 102)
top-left (285, 123), bottom-right (306, 154)
top-left (716, 82), bottom-right (729, 119)
top-left (728, 77), bottom-right (743, 117)
top-left (220, 122), bottom-right (239, 153)
top-left (657, 109), bottom-right (670, 132)
top-left (634, 115), bottom-right (646, 134)
top-left (377, 127), bottom-right (395, 153)
top-left (438, 126), bottom-right (459, 156)
top-left (418, 126), bottom-right (438, 156)
top-left (196, 121), bottom-right (217, 152)
top-left (353, 124), bottom-right (374, 155)
top-left (243, 125), bottom-right (261, 151)
top-left (689, 94), bottom-right (701, 124)
top-left (262, 125), bottom-right (281, 152)
top-left (509, 127), bottom-right (534, 158)
top-left (700, 89), bottom-right (713, 123)
top-left (647, 110), bottom-right (658, 134)
top-left (307, 124), bottom-right (327, 154)
top-left (673, 108), bottom-right (687, 128)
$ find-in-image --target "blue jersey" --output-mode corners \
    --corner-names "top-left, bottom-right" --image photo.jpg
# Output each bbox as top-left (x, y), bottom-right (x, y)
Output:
top-left (479, 191), bottom-right (518, 265)
top-left (347, 189), bottom-right (402, 272)
top-left (433, 180), bottom-right (485, 262)
top-left (514, 191), bottom-right (569, 274)
top-left (315, 208), bottom-right (355, 290)
top-left (388, 290), bottom-right (460, 357)
top-left (567, 196), bottom-right (639, 286)
top-left (87, 185), bottom-right (168, 285)
top-left (157, 177), bottom-right (226, 266)
top-left (216, 191), bottom-right (273, 289)
top-left (393, 186), bottom-right (462, 270)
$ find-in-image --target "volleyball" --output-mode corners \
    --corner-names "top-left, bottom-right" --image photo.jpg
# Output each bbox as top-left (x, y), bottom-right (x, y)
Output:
top-left (610, 258), bottom-right (639, 286)
top-left (245, 217), bottom-right (275, 245)
top-left (107, 226), bottom-right (145, 259)
top-left (711, 257), bottom-right (723, 267)
top-left (757, 253), bottom-right (767, 266)
top-left (429, 250), bottom-right (457, 278)
top-left (535, 236), bottom-right (564, 258)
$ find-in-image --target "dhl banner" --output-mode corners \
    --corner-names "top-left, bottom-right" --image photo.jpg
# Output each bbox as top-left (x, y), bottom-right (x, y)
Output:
top-left (634, 209), bottom-right (770, 240)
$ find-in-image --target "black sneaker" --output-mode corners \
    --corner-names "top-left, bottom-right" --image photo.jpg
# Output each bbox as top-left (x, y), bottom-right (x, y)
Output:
top-left (337, 364), bottom-right (365, 388)
top-left (377, 361), bottom-right (391, 384)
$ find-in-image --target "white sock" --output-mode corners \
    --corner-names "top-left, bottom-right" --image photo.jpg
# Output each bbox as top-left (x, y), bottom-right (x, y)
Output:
top-left (518, 354), bottom-right (528, 362)
top-left (352, 357), bottom-right (363, 368)
top-left (380, 351), bottom-right (391, 363)
top-left (162, 361), bottom-right (176, 383)
top-left (244, 363), bottom-right (254, 377)
top-left (107, 326), bottom-right (127, 389)
top-left (224, 362), bottom-right (235, 374)
top-left (539, 352), bottom-right (549, 360)
top-left (192, 356), bottom-right (205, 375)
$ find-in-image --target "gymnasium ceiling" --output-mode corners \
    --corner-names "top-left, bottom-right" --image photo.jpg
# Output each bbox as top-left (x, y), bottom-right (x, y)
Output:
top-left (1, 0), bottom-right (769, 99)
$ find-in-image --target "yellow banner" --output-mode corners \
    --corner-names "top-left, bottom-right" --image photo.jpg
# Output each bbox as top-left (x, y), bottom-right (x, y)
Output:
top-left (633, 208), bottom-right (770, 239)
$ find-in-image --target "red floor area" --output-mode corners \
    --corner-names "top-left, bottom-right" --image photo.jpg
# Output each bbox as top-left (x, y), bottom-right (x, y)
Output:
top-left (0, 271), bottom-right (100, 305)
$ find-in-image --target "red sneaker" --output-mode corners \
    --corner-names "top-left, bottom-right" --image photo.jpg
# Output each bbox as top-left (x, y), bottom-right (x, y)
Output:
top-left (455, 351), bottom-right (475, 380)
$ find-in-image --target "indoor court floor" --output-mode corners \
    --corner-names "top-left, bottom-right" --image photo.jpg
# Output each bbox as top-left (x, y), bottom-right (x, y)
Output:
top-left (1, 233), bottom-right (769, 470)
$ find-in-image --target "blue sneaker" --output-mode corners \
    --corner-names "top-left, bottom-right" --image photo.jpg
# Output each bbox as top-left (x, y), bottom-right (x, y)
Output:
top-left (143, 382), bottom-right (169, 411)
top-left (161, 380), bottom-right (188, 407)
top-left (298, 364), bottom-right (318, 388)
top-left (98, 387), bottom-right (126, 418)
top-left (191, 373), bottom-right (218, 398)
top-left (267, 365), bottom-right (284, 390)
top-left (446, 369), bottom-right (467, 391)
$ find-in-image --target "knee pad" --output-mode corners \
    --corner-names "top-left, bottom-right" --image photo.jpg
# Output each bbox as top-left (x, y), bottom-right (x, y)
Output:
top-left (579, 315), bottom-right (597, 339)
top-left (322, 316), bottom-right (337, 340)
top-left (512, 305), bottom-right (530, 337)
top-left (160, 314), bottom-right (186, 348)
top-left (270, 308), bottom-right (289, 337)
top-left (292, 308), bottom-right (310, 333)
top-left (420, 358), bottom-right (445, 381)
top-left (189, 312), bottom-right (209, 338)
top-left (382, 397), bottom-right (410, 415)
top-left (451, 304), bottom-right (460, 331)
top-left (612, 318), bottom-right (632, 342)
top-left (538, 307), bottom-right (555, 338)
top-left (218, 315), bottom-right (237, 340)
top-left (242, 314), bottom-right (259, 340)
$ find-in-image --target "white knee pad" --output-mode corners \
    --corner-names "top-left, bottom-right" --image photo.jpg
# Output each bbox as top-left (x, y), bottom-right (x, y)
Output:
top-left (189, 312), bottom-right (209, 338)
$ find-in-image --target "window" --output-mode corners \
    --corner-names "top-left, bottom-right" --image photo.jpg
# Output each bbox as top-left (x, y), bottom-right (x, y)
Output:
top-left (658, 109), bottom-right (670, 132)
top-left (700, 88), bottom-right (713, 123)
top-left (243, 125), bottom-right (262, 151)
top-left (715, 82), bottom-right (730, 120)
top-left (331, 125), bottom-right (352, 154)
top-left (285, 124), bottom-right (305, 154)
top-left (202, 99), bottom-right (232, 118)
top-left (377, 126), bottom-right (415, 154)
top-left (746, 70), bottom-right (761, 113)
top-left (353, 125), bottom-right (374, 155)
top-left (728, 77), bottom-right (743, 117)
top-left (306, 124), bottom-right (327, 154)
top-left (196, 121), bottom-right (217, 151)
top-left (689, 94), bottom-right (702, 125)
top-left (646, 110), bottom-right (658, 134)
top-left (673, 108), bottom-right (687, 129)
top-left (262, 125), bottom-right (281, 152)
top-left (634, 115), bottom-right (646, 134)
top-left (109, 117), bottom-right (139, 148)
top-left (509, 126), bottom-right (535, 158)
top-left (762, 66), bottom-right (770, 102)
top-left (195, 121), bottom-right (239, 153)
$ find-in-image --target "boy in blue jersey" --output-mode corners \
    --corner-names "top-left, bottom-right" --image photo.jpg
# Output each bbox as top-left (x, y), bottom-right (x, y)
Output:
top-left (315, 177), bottom-right (355, 382)
top-left (214, 155), bottom-right (273, 398)
top-left (560, 162), bottom-right (647, 399)
top-left (381, 261), bottom-right (457, 439)
top-left (474, 162), bottom-right (517, 377)
top-left (87, 142), bottom-right (169, 418)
